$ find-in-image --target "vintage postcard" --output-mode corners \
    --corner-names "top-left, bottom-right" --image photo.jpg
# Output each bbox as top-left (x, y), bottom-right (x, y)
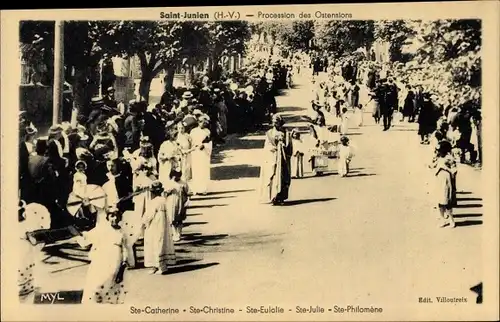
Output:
top-left (1, 1), bottom-right (499, 321)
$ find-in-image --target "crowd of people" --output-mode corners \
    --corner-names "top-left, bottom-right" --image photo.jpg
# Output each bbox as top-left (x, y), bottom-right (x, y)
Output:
top-left (257, 50), bottom-right (481, 228)
top-left (17, 47), bottom-right (482, 302)
top-left (17, 58), bottom-right (294, 303)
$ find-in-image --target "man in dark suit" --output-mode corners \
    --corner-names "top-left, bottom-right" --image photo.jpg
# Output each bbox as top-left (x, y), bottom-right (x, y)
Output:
top-left (384, 78), bottom-right (399, 130)
top-left (103, 87), bottom-right (118, 110)
top-left (28, 139), bottom-right (57, 206)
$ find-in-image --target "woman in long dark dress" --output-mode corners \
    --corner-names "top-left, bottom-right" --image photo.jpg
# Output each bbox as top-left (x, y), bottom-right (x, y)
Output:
top-left (417, 93), bottom-right (439, 144)
top-left (403, 85), bottom-right (416, 122)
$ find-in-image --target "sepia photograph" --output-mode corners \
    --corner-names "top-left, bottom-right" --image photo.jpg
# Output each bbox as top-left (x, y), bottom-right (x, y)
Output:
top-left (1, 2), bottom-right (499, 321)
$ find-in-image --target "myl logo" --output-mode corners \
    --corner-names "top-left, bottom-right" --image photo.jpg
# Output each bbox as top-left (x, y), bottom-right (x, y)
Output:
top-left (34, 291), bottom-right (83, 304)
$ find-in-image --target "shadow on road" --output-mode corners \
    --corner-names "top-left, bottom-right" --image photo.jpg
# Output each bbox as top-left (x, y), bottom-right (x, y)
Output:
top-left (455, 220), bottom-right (482, 227)
top-left (347, 173), bottom-right (377, 178)
top-left (183, 221), bottom-right (209, 227)
top-left (222, 138), bottom-right (265, 151)
top-left (454, 203), bottom-right (483, 209)
top-left (165, 262), bottom-right (219, 275)
top-left (190, 195), bottom-right (235, 201)
top-left (186, 212), bottom-right (203, 217)
top-left (206, 189), bottom-right (255, 195)
top-left (211, 164), bottom-right (261, 180)
top-left (188, 204), bottom-right (228, 210)
top-left (179, 233), bottom-right (229, 248)
top-left (456, 197), bottom-right (482, 202)
top-left (283, 197), bottom-right (336, 206)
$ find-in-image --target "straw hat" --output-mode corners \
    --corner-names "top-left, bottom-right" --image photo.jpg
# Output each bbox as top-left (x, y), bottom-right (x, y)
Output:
top-left (182, 91), bottom-right (194, 99)
top-left (48, 125), bottom-right (63, 136)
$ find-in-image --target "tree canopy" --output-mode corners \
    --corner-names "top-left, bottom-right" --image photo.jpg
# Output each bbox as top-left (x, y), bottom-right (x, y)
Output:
top-left (314, 20), bottom-right (375, 58)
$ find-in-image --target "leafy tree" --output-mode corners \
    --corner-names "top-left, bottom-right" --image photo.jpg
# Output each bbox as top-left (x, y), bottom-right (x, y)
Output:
top-left (99, 21), bottom-right (213, 101)
top-left (282, 21), bottom-right (315, 51)
top-left (206, 21), bottom-right (251, 75)
top-left (19, 21), bottom-right (55, 85)
top-left (374, 20), bottom-right (417, 62)
top-left (20, 21), bottom-right (111, 116)
top-left (395, 19), bottom-right (481, 111)
top-left (314, 20), bottom-right (375, 58)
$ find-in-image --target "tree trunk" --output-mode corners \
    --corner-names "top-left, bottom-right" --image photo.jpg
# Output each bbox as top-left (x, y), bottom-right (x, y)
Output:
top-left (184, 64), bottom-right (195, 88)
top-left (139, 74), bottom-right (152, 103)
top-left (208, 56), bottom-right (214, 74)
top-left (72, 66), bottom-right (87, 122)
top-left (163, 65), bottom-right (175, 92)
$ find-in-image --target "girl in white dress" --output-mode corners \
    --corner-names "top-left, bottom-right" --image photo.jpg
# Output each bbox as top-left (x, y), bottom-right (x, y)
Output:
top-left (158, 131), bottom-right (182, 186)
top-left (429, 141), bottom-right (457, 228)
top-left (72, 160), bottom-right (88, 198)
top-left (80, 207), bottom-right (129, 304)
top-left (189, 119), bottom-right (212, 195)
top-left (176, 122), bottom-right (193, 182)
top-left (338, 136), bottom-right (354, 177)
top-left (290, 130), bottom-right (305, 178)
top-left (142, 181), bottom-right (176, 274)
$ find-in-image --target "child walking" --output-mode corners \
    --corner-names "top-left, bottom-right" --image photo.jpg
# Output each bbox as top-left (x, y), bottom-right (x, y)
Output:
top-left (164, 169), bottom-right (189, 242)
top-left (290, 130), bottom-right (305, 178)
top-left (338, 136), bottom-right (353, 177)
top-left (430, 140), bottom-right (457, 228)
top-left (340, 107), bottom-right (350, 136)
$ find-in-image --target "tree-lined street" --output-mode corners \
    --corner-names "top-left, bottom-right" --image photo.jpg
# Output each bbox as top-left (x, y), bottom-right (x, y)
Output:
top-left (35, 76), bottom-right (482, 309)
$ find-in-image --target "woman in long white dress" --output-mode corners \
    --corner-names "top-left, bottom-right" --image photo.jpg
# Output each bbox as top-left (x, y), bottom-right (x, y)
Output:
top-left (175, 122), bottom-right (192, 182)
top-left (142, 181), bottom-right (176, 274)
top-left (163, 170), bottom-right (189, 241)
top-left (80, 207), bottom-right (129, 304)
top-left (131, 162), bottom-right (154, 217)
top-left (189, 118), bottom-right (212, 195)
top-left (158, 130), bottom-right (182, 186)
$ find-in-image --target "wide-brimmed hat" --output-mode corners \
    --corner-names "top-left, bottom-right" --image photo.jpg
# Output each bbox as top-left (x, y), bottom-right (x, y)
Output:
top-left (25, 123), bottom-right (38, 136)
top-left (192, 109), bottom-right (203, 116)
top-left (75, 160), bottom-right (87, 170)
top-left (182, 91), bottom-right (194, 99)
top-left (150, 181), bottom-right (164, 194)
top-left (107, 87), bottom-right (115, 93)
top-left (90, 97), bottom-right (105, 107)
top-left (48, 125), bottom-right (63, 136)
